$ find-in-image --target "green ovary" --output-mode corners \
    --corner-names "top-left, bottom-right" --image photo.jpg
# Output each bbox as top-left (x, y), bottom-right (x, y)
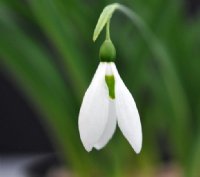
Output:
top-left (99, 40), bottom-right (116, 62)
top-left (105, 75), bottom-right (115, 99)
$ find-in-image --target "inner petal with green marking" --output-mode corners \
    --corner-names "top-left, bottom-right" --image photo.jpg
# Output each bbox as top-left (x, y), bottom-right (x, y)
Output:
top-left (105, 75), bottom-right (115, 99)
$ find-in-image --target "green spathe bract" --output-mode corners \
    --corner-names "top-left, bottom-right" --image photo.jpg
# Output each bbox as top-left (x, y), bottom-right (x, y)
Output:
top-left (99, 40), bottom-right (116, 62)
top-left (93, 3), bottom-right (119, 42)
top-left (105, 75), bottom-right (115, 99)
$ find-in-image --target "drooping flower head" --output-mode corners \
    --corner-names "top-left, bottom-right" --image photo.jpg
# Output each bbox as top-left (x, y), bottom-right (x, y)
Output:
top-left (78, 3), bottom-right (142, 153)
top-left (78, 40), bottom-right (142, 153)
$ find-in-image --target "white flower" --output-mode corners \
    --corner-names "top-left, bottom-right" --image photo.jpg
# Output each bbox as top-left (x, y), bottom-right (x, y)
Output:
top-left (78, 62), bottom-right (142, 153)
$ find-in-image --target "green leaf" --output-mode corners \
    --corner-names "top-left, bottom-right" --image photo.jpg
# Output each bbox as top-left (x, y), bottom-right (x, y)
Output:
top-left (29, 0), bottom-right (88, 99)
top-left (0, 7), bottom-right (92, 176)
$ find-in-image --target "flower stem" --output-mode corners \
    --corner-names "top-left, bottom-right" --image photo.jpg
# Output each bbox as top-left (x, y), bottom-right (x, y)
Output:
top-left (106, 20), bottom-right (111, 40)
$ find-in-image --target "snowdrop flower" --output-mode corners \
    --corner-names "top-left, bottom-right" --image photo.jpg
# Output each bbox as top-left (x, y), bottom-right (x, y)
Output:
top-left (78, 40), bottom-right (142, 153)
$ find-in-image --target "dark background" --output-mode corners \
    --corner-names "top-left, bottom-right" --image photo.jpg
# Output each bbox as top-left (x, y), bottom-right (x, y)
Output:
top-left (0, 70), bottom-right (54, 154)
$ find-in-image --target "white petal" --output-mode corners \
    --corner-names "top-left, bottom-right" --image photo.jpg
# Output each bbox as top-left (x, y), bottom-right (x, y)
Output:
top-left (111, 63), bottom-right (142, 153)
top-left (94, 100), bottom-right (117, 149)
top-left (78, 62), bottom-right (109, 151)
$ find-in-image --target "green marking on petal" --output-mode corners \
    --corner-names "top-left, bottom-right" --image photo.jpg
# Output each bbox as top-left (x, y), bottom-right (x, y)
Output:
top-left (105, 75), bottom-right (115, 99)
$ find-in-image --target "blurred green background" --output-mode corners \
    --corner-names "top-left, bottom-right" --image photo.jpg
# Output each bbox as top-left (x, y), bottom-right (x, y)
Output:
top-left (0, 0), bottom-right (200, 177)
